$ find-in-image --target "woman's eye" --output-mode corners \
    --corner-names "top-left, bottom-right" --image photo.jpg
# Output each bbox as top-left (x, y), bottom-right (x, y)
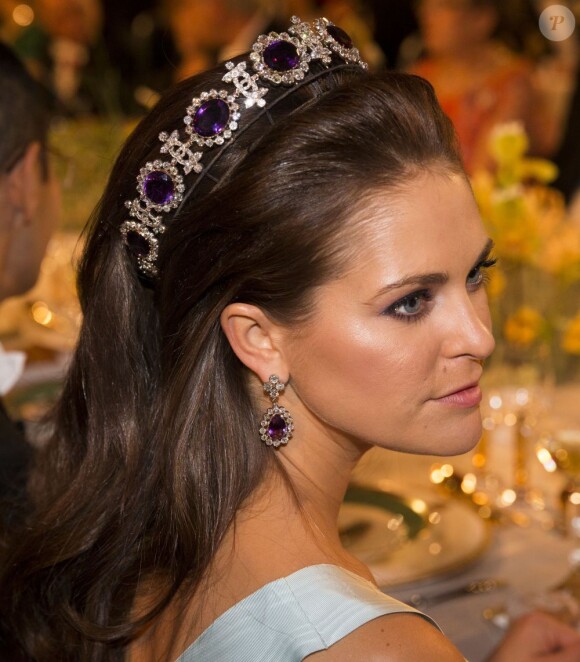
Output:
top-left (467, 258), bottom-right (497, 289)
top-left (395, 294), bottom-right (422, 315)
top-left (384, 290), bottom-right (431, 320)
top-left (467, 265), bottom-right (484, 286)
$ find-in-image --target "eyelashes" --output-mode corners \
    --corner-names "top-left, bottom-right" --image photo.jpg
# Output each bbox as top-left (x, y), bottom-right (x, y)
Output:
top-left (383, 256), bottom-right (497, 323)
top-left (467, 258), bottom-right (497, 289)
top-left (384, 289), bottom-right (433, 321)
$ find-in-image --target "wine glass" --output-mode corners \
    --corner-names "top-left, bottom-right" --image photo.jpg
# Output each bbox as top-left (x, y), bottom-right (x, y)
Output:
top-left (429, 386), bottom-right (548, 523)
top-left (479, 384), bottom-right (550, 517)
top-left (537, 421), bottom-right (580, 544)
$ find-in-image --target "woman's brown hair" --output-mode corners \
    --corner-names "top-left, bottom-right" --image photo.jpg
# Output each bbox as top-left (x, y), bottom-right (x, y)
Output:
top-left (0, 57), bottom-right (462, 660)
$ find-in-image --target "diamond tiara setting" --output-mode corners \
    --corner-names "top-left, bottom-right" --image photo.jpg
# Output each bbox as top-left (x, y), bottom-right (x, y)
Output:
top-left (120, 16), bottom-right (367, 278)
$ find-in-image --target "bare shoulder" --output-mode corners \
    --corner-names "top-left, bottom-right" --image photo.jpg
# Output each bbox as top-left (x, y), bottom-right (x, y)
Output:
top-left (305, 612), bottom-right (464, 662)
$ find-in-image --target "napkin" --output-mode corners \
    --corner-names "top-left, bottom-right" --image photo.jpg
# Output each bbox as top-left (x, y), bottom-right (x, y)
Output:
top-left (0, 342), bottom-right (26, 396)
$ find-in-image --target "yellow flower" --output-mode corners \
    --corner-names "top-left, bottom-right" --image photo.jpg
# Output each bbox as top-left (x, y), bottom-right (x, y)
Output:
top-left (517, 158), bottom-right (558, 184)
top-left (504, 307), bottom-right (544, 347)
top-left (562, 315), bottom-right (580, 355)
top-left (484, 195), bottom-right (536, 262)
top-left (471, 122), bottom-right (580, 379)
top-left (489, 122), bottom-right (528, 165)
top-left (497, 234), bottom-right (533, 261)
top-left (541, 224), bottom-right (580, 281)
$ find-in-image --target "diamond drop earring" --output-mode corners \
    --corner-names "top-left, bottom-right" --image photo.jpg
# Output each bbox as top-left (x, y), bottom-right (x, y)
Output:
top-left (259, 375), bottom-right (294, 448)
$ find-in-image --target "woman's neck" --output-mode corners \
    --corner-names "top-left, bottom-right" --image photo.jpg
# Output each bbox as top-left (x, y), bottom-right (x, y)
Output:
top-left (237, 447), bottom-right (361, 557)
top-left (212, 415), bottom-right (371, 578)
top-left (127, 436), bottom-right (371, 662)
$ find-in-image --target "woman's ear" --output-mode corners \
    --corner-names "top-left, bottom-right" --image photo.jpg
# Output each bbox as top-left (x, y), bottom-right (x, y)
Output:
top-left (6, 142), bottom-right (43, 226)
top-left (220, 303), bottom-right (289, 384)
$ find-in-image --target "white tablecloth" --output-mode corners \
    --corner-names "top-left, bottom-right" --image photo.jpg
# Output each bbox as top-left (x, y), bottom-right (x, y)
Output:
top-left (390, 523), bottom-right (575, 661)
top-left (352, 444), bottom-right (577, 662)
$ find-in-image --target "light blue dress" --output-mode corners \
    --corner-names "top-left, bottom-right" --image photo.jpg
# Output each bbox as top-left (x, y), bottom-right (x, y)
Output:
top-left (175, 564), bottom-right (438, 661)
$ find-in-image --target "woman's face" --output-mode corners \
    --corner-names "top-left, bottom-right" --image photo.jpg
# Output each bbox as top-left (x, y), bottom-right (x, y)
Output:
top-left (282, 170), bottom-right (495, 457)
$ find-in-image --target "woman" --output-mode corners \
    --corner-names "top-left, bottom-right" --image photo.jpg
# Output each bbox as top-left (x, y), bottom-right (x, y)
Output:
top-left (1, 17), bottom-right (579, 662)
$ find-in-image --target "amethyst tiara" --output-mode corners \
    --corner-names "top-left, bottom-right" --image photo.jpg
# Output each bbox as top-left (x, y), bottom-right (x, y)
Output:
top-left (120, 16), bottom-right (367, 278)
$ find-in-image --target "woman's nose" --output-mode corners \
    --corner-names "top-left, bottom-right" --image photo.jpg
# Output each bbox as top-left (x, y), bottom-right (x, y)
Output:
top-left (443, 292), bottom-right (496, 361)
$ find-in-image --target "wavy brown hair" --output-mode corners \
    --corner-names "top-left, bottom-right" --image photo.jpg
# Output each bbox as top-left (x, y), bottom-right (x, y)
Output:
top-left (0, 57), bottom-right (462, 660)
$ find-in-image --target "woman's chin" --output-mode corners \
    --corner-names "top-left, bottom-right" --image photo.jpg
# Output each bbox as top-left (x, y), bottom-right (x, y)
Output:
top-left (438, 416), bottom-right (483, 457)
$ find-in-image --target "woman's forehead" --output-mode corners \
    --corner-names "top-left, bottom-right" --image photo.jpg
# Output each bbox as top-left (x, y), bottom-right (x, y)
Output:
top-left (349, 170), bottom-right (474, 228)
top-left (337, 171), bottom-right (485, 274)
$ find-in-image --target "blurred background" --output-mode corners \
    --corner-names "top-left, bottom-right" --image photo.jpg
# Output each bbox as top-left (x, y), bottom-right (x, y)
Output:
top-left (0, 0), bottom-right (578, 209)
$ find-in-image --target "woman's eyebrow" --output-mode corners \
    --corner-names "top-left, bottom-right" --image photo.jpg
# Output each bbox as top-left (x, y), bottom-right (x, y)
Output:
top-left (372, 271), bottom-right (449, 299)
top-left (369, 237), bottom-right (495, 301)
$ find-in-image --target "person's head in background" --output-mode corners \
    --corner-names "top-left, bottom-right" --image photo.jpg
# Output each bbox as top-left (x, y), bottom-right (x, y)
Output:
top-left (165, 0), bottom-right (264, 78)
top-left (416, 0), bottom-right (548, 60)
top-left (166, 0), bottom-right (318, 79)
top-left (417, 0), bottom-right (500, 58)
top-left (0, 42), bottom-right (60, 302)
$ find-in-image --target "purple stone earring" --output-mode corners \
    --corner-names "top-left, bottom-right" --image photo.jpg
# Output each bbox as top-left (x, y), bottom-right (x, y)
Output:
top-left (259, 375), bottom-right (294, 448)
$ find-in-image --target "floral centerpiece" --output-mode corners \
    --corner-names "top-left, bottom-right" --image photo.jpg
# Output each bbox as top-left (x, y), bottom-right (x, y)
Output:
top-left (471, 122), bottom-right (580, 384)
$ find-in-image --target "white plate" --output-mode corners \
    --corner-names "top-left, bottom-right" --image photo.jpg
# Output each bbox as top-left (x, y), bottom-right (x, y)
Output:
top-left (368, 499), bottom-right (491, 588)
top-left (339, 492), bottom-right (491, 589)
top-left (338, 502), bottom-right (409, 564)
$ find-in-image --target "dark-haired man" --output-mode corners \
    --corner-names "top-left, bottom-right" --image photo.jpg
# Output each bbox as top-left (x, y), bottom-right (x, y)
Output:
top-left (0, 42), bottom-right (60, 516)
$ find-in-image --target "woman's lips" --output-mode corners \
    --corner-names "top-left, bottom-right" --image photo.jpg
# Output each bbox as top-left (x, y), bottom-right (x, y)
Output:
top-left (434, 384), bottom-right (482, 408)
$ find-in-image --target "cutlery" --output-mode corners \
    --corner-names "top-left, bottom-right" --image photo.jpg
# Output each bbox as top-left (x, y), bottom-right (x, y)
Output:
top-left (407, 578), bottom-right (508, 608)
top-left (483, 587), bottom-right (580, 629)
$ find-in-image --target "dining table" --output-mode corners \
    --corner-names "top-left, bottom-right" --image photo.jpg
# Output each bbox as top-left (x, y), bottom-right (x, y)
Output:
top-left (389, 518), bottom-right (576, 661)
top-left (350, 409), bottom-right (580, 662)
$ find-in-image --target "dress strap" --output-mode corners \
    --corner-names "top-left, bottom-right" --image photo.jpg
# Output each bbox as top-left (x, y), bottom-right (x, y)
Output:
top-left (176, 564), bottom-right (439, 662)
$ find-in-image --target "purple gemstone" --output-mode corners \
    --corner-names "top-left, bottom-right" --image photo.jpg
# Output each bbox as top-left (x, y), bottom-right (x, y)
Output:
top-left (193, 98), bottom-right (230, 138)
top-left (125, 230), bottom-right (150, 258)
top-left (327, 25), bottom-right (353, 49)
top-left (263, 40), bottom-right (300, 72)
top-left (144, 170), bottom-right (175, 205)
top-left (267, 414), bottom-right (287, 442)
